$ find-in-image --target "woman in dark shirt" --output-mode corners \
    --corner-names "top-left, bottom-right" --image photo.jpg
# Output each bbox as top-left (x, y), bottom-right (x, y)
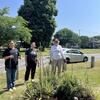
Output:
top-left (3, 40), bottom-right (20, 92)
top-left (24, 42), bottom-right (38, 82)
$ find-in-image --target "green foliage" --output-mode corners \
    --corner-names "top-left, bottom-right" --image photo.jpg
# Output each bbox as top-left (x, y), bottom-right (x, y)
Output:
top-left (18, 0), bottom-right (57, 48)
top-left (23, 66), bottom-right (58, 100)
top-left (0, 16), bottom-right (32, 46)
top-left (23, 65), bottom-right (95, 100)
top-left (93, 36), bottom-right (100, 40)
top-left (54, 75), bottom-right (95, 100)
top-left (55, 28), bottom-right (80, 47)
top-left (0, 7), bottom-right (9, 16)
top-left (80, 36), bottom-right (89, 48)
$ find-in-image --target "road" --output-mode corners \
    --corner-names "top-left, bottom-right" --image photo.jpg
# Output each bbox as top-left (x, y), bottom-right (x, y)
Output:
top-left (0, 56), bottom-right (49, 73)
top-left (0, 54), bottom-right (100, 73)
top-left (86, 54), bottom-right (100, 62)
top-left (0, 58), bottom-right (25, 73)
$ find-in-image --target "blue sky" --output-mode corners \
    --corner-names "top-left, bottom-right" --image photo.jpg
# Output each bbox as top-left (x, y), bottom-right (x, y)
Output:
top-left (0, 0), bottom-right (100, 37)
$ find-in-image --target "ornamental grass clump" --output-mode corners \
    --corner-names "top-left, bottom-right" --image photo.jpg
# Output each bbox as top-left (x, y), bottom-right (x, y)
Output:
top-left (22, 65), bottom-right (59, 100)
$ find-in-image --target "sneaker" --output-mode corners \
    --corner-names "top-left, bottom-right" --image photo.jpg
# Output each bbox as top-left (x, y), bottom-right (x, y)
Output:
top-left (13, 87), bottom-right (16, 90)
top-left (31, 79), bottom-right (34, 82)
top-left (9, 88), bottom-right (13, 92)
top-left (24, 80), bottom-right (28, 83)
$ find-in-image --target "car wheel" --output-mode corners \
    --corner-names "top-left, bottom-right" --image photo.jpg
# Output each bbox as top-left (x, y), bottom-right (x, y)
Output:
top-left (83, 57), bottom-right (88, 62)
top-left (66, 58), bottom-right (70, 63)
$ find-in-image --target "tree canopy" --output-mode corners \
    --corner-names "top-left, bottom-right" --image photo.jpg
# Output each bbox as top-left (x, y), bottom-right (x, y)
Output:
top-left (80, 36), bottom-right (89, 48)
top-left (0, 15), bottom-right (32, 46)
top-left (0, 7), bottom-right (9, 16)
top-left (93, 36), bottom-right (100, 40)
top-left (18, 0), bottom-right (57, 48)
top-left (54, 28), bottom-right (80, 47)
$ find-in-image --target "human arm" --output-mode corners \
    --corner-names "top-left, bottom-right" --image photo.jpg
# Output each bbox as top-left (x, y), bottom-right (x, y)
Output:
top-left (18, 50), bottom-right (21, 59)
top-left (49, 46), bottom-right (53, 63)
top-left (35, 50), bottom-right (39, 67)
top-left (3, 55), bottom-right (14, 60)
top-left (25, 49), bottom-right (28, 66)
top-left (60, 45), bottom-right (65, 59)
top-left (59, 45), bottom-right (67, 63)
top-left (2, 49), bottom-right (14, 60)
top-left (25, 55), bottom-right (27, 66)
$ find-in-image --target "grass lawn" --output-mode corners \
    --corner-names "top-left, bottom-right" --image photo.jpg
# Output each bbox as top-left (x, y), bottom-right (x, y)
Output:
top-left (0, 60), bottom-right (100, 100)
top-left (67, 61), bottom-right (100, 100)
top-left (0, 70), bottom-right (26, 100)
top-left (41, 48), bottom-right (100, 56)
top-left (80, 49), bottom-right (100, 54)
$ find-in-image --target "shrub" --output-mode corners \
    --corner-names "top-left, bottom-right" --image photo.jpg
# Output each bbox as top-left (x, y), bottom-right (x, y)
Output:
top-left (53, 75), bottom-right (95, 100)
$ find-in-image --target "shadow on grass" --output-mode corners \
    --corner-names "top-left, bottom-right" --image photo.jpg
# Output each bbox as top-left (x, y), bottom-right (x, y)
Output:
top-left (0, 83), bottom-right (24, 95)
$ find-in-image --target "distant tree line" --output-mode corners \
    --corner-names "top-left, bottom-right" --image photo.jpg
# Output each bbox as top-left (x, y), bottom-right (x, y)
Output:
top-left (54, 28), bottom-right (100, 49)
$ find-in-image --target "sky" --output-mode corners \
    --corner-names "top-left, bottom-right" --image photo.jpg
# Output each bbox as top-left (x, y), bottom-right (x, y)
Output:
top-left (0, 0), bottom-right (100, 37)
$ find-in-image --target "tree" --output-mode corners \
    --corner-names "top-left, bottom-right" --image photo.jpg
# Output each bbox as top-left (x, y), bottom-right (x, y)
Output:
top-left (0, 7), bottom-right (9, 16)
top-left (93, 35), bottom-right (100, 40)
top-left (80, 36), bottom-right (89, 48)
top-left (0, 16), bottom-right (32, 46)
top-left (18, 0), bottom-right (57, 49)
top-left (54, 28), bottom-right (80, 47)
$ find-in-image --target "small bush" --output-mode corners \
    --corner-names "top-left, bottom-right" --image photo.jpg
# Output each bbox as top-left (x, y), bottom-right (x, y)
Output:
top-left (53, 76), bottom-right (95, 100)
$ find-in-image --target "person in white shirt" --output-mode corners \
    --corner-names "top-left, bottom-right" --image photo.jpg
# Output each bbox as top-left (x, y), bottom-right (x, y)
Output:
top-left (50, 38), bottom-right (65, 76)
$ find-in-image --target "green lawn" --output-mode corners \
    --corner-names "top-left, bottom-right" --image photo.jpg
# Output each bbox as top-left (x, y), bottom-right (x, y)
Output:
top-left (0, 70), bottom-right (26, 100)
top-left (67, 61), bottom-right (100, 100)
top-left (41, 48), bottom-right (100, 55)
top-left (0, 61), bottom-right (100, 100)
top-left (80, 49), bottom-right (100, 54)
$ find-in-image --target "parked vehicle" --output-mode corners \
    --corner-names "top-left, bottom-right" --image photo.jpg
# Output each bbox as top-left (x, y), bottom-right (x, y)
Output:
top-left (62, 48), bottom-right (88, 63)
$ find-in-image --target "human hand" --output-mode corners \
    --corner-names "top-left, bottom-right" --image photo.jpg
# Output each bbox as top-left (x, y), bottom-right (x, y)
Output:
top-left (9, 55), bottom-right (14, 59)
top-left (25, 63), bottom-right (27, 67)
top-left (18, 56), bottom-right (21, 59)
top-left (34, 59), bottom-right (39, 67)
top-left (63, 59), bottom-right (67, 63)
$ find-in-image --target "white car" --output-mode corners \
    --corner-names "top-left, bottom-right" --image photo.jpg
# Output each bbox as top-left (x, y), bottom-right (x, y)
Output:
top-left (62, 48), bottom-right (88, 63)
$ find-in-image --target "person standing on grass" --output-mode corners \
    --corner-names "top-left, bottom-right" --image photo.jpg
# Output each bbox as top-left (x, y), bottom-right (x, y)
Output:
top-left (50, 38), bottom-right (65, 76)
top-left (24, 42), bottom-right (38, 82)
top-left (2, 40), bottom-right (20, 92)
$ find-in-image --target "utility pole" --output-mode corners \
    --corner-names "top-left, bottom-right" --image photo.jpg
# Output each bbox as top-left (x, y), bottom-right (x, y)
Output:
top-left (78, 29), bottom-right (80, 36)
top-left (78, 29), bottom-right (80, 48)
